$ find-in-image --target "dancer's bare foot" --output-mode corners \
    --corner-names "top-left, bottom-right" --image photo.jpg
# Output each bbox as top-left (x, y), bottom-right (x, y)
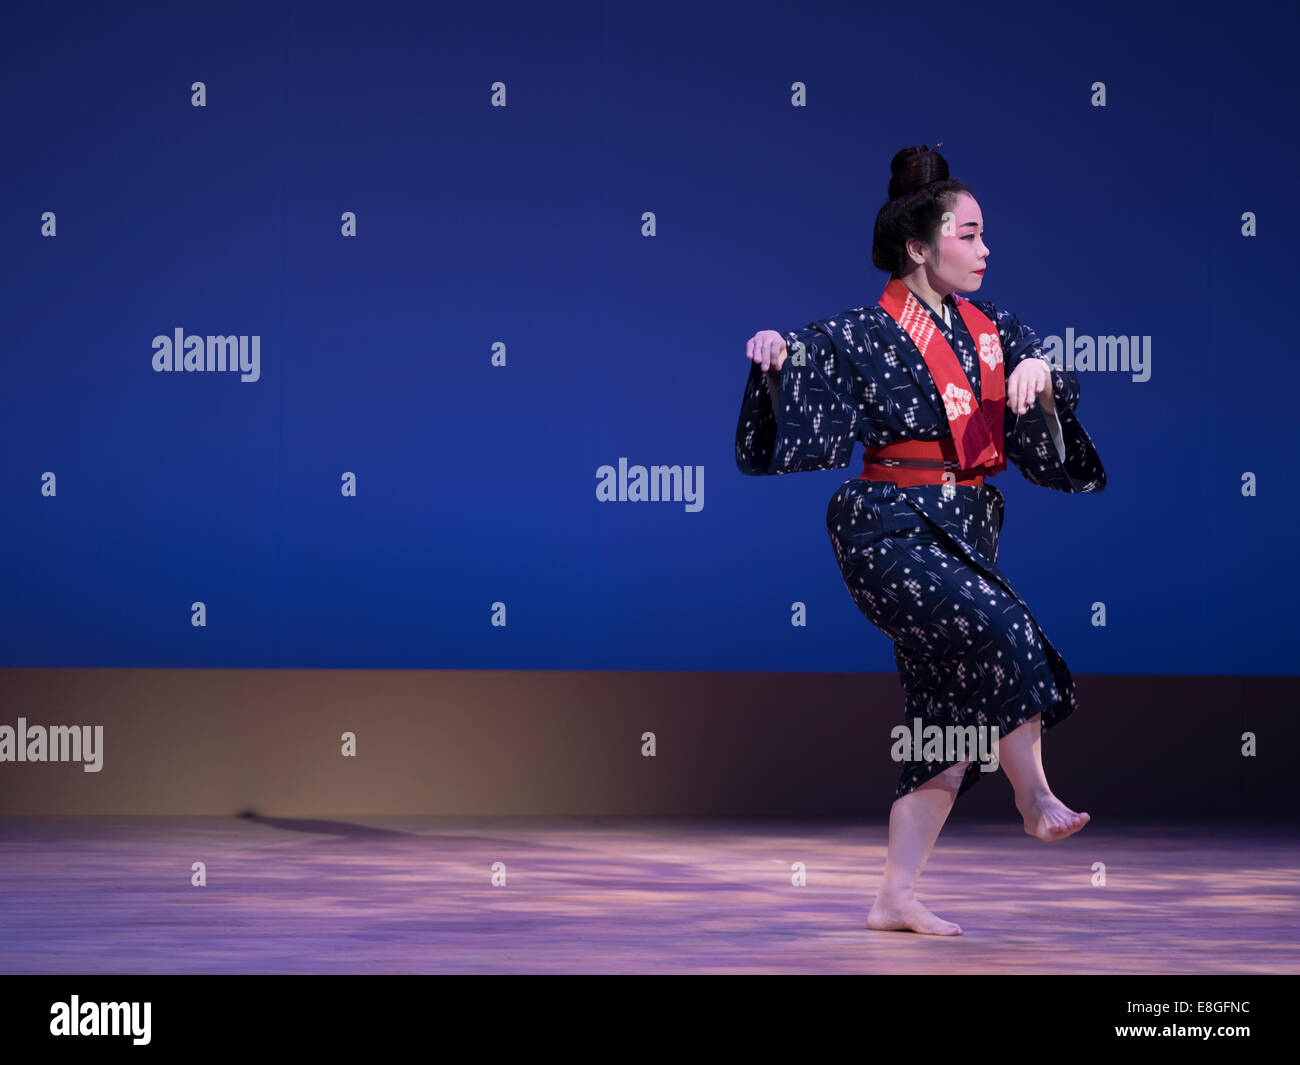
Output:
top-left (1015, 790), bottom-right (1090, 841)
top-left (867, 893), bottom-right (963, 935)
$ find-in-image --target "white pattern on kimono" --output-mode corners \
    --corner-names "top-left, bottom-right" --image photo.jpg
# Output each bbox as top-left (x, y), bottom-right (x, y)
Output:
top-left (978, 331), bottom-right (1003, 370)
top-left (941, 381), bottom-right (974, 419)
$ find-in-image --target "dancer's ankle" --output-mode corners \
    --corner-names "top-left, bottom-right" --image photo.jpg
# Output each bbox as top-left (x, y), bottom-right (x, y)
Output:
top-left (1014, 786), bottom-right (1051, 809)
top-left (875, 882), bottom-right (916, 905)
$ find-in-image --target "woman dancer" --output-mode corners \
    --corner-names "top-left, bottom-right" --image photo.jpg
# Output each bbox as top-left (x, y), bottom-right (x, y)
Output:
top-left (736, 145), bottom-right (1106, 935)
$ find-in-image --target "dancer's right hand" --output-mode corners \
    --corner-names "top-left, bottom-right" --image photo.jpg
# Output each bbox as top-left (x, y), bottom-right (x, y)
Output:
top-left (746, 330), bottom-right (788, 373)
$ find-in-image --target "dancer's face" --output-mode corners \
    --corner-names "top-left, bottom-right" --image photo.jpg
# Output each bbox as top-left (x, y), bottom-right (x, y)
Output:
top-left (912, 193), bottom-right (988, 295)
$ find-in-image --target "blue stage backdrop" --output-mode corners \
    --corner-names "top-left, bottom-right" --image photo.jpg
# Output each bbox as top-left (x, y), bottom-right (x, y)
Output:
top-left (2, 0), bottom-right (1295, 674)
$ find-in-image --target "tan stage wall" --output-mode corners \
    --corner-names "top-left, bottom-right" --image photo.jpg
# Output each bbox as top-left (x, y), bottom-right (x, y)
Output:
top-left (0, 669), bottom-right (1294, 819)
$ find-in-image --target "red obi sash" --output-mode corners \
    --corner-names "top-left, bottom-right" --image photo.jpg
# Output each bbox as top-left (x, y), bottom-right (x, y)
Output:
top-left (861, 278), bottom-right (1006, 486)
top-left (861, 438), bottom-right (990, 487)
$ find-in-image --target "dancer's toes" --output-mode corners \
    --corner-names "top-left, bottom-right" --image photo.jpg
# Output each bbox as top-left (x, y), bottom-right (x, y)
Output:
top-left (1017, 792), bottom-right (1089, 841)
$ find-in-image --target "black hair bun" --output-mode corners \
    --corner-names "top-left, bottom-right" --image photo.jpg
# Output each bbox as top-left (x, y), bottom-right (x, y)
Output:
top-left (888, 144), bottom-right (949, 201)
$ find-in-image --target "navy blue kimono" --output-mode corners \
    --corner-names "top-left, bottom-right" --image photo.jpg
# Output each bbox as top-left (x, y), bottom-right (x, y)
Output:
top-left (735, 293), bottom-right (1106, 801)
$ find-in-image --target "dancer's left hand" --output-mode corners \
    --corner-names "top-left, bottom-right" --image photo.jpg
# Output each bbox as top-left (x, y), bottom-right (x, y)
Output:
top-left (1007, 358), bottom-right (1054, 416)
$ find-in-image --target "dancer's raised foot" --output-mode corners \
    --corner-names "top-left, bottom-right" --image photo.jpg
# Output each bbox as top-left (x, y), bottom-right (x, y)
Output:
top-left (867, 892), bottom-right (963, 935)
top-left (1015, 790), bottom-right (1090, 841)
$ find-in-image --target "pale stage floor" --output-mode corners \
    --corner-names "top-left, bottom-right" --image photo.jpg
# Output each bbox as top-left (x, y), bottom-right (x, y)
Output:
top-left (0, 816), bottom-right (1294, 975)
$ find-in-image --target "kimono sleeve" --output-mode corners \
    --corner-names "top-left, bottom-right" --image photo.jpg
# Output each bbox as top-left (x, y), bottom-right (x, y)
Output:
top-left (735, 322), bottom-right (863, 475)
top-left (996, 308), bottom-right (1107, 494)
